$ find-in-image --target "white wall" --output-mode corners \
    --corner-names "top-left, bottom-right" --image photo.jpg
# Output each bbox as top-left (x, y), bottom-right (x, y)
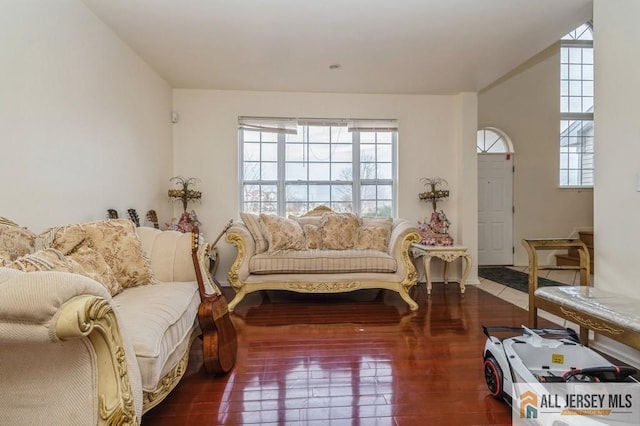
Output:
top-left (172, 89), bottom-right (479, 284)
top-left (0, 0), bottom-right (173, 231)
top-left (479, 44), bottom-right (593, 265)
top-left (592, 0), bottom-right (640, 364)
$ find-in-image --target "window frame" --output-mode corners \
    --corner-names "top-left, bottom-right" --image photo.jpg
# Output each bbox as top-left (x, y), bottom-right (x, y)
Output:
top-left (559, 22), bottom-right (594, 188)
top-left (238, 118), bottom-right (398, 217)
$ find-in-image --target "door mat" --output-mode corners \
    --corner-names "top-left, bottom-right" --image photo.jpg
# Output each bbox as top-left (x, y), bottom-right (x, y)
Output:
top-left (478, 267), bottom-right (563, 293)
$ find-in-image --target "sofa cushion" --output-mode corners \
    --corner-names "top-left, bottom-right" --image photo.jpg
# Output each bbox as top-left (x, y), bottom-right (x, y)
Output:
top-left (51, 219), bottom-right (156, 289)
top-left (0, 223), bottom-right (35, 265)
top-left (113, 282), bottom-right (200, 392)
top-left (320, 212), bottom-right (359, 249)
top-left (240, 212), bottom-right (268, 253)
top-left (260, 214), bottom-right (305, 254)
top-left (249, 249), bottom-right (397, 274)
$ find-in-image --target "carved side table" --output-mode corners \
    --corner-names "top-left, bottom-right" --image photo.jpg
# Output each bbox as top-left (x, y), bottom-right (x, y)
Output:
top-left (411, 244), bottom-right (473, 295)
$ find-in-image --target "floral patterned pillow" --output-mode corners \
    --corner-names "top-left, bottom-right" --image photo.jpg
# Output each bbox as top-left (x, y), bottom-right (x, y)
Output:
top-left (320, 213), bottom-right (359, 250)
top-left (68, 246), bottom-right (122, 296)
top-left (6, 247), bottom-right (122, 296)
top-left (289, 215), bottom-right (323, 227)
top-left (259, 214), bottom-right (305, 254)
top-left (0, 249), bottom-right (10, 267)
top-left (0, 224), bottom-right (35, 264)
top-left (354, 226), bottom-right (391, 252)
top-left (6, 248), bottom-right (86, 275)
top-left (43, 225), bottom-right (86, 255)
top-left (361, 217), bottom-right (393, 229)
top-left (302, 224), bottom-right (323, 250)
top-left (52, 219), bottom-right (156, 288)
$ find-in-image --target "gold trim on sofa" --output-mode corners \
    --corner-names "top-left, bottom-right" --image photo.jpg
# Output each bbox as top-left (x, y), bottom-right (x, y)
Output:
top-left (56, 295), bottom-right (137, 425)
top-left (142, 338), bottom-right (193, 413)
top-left (225, 224), bottom-right (421, 312)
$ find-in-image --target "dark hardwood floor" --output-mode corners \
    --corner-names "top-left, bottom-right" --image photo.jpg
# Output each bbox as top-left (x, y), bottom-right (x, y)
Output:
top-left (142, 284), bottom-right (545, 425)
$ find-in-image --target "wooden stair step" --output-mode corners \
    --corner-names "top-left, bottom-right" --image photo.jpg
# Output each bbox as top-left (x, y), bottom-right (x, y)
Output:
top-left (578, 230), bottom-right (594, 247)
top-left (568, 246), bottom-right (594, 258)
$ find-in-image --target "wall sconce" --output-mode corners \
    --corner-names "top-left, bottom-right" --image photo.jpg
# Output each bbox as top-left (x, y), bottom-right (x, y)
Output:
top-left (168, 176), bottom-right (202, 212)
top-left (418, 177), bottom-right (450, 211)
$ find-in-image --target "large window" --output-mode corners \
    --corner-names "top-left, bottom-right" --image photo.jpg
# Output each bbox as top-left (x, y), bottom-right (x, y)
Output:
top-left (239, 117), bottom-right (397, 217)
top-left (560, 22), bottom-right (594, 187)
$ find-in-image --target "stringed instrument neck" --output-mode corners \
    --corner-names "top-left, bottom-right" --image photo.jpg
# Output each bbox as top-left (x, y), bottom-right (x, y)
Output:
top-left (127, 209), bottom-right (140, 227)
top-left (146, 210), bottom-right (160, 229)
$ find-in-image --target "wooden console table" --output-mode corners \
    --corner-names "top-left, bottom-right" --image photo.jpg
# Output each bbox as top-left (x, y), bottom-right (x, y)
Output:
top-left (411, 244), bottom-right (473, 295)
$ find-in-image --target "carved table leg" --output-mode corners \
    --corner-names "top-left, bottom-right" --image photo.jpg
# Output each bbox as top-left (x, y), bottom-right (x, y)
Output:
top-left (423, 256), bottom-right (433, 295)
top-left (460, 254), bottom-right (472, 294)
top-left (443, 260), bottom-right (450, 285)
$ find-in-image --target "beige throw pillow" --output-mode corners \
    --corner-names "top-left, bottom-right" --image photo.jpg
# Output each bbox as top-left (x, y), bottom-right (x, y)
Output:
top-left (289, 215), bottom-right (323, 227)
top-left (259, 214), bottom-right (305, 254)
top-left (240, 212), bottom-right (268, 253)
top-left (354, 226), bottom-right (391, 252)
top-left (361, 217), bottom-right (393, 229)
top-left (302, 224), bottom-right (323, 250)
top-left (320, 213), bottom-right (359, 250)
top-left (0, 223), bottom-right (35, 264)
top-left (52, 219), bottom-right (156, 289)
top-left (45, 225), bottom-right (86, 255)
top-left (67, 246), bottom-right (122, 296)
top-left (6, 247), bottom-right (122, 296)
top-left (6, 248), bottom-right (85, 274)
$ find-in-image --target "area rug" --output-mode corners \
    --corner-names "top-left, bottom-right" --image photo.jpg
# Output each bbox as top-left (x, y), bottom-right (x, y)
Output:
top-left (478, 267), bottom-right (563, 293)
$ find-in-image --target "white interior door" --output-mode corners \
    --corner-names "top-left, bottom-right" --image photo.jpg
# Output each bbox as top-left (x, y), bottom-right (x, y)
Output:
top-left (478, 154), bottom-right (514, 265)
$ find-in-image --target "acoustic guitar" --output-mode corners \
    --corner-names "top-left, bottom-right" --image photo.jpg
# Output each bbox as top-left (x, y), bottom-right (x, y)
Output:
top-left (191, 226), bottom-right (237, 374)
top-left (146, 210), bottom-right (160, 229)
top-left (127, 209), bottom-right (141, 227)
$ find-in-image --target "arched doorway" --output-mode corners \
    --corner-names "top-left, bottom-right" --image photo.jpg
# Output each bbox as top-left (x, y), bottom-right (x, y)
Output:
top-left (477, 128), bottom-right (514, 265)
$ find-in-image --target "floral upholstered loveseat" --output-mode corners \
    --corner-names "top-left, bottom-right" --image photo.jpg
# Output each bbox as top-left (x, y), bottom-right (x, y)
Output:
top-left (225, 206), bottom-right (421, 312)
top-left (0, 217), bottom-right (223, 425)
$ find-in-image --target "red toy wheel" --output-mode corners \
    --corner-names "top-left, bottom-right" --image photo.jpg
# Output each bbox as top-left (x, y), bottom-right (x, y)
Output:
top-left (484, 356), bottom-right (504, 399)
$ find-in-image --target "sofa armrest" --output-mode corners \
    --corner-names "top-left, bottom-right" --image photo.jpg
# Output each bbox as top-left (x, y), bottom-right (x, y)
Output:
top-left (388, 219), bottom-right (421, 287)
top-left (225, 222), bottom-right (256, 290)
top-left (0, 268), bottom-right (142, 425)
top-left (388, 219), bottom-right (419, 257)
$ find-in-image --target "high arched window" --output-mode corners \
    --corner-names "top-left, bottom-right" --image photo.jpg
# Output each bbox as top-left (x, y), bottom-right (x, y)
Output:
top-left (560, 22), bottom-right (594, 187)
top-left (477, 128), bottom-right (513, 153)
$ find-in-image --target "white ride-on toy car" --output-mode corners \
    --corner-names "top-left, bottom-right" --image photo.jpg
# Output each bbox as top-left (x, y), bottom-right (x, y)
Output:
top-left (482, 325), bottom-right (638, 403)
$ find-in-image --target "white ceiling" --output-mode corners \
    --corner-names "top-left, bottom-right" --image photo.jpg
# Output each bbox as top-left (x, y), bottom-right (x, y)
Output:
top-left (82, 0), bottom-right (592, 94)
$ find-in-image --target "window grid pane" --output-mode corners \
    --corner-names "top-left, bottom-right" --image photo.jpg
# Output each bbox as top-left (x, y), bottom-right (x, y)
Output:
top-left (476, 129), bottom-right (508, 153)
top-left (241, 122), bottom-right (396, 216)
top-left (559, 119), bottom-right (594, 186)
top-left (559, 23), bottom-right (594, 188)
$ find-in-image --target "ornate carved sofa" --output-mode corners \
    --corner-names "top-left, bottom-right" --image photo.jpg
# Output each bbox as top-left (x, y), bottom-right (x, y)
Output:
top-left (0, 218), bottom-right (222, 425)
top-left (225, 207), bottom-right (421, 312)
